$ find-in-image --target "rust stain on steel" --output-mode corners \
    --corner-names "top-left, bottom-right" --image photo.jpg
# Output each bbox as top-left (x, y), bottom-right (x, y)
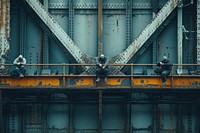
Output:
top-left (1, 76), bottom-right (200, 88)
top-left (76, 77), bottom-right (95, 86)
top-left (172, 77), bottom-right (200, 86)
top-left (0, 77), bottom-right (60, 87)
top-left (132, 77), bottom-right (162, 86)
top-left (5, 0), bottom-right (10, 38)
top-left (0, 0), bottom-right (3, 29)
top-left (98, 0), bottom-right (103, 55)
top-left (0, 0), bottom-right (10, 38)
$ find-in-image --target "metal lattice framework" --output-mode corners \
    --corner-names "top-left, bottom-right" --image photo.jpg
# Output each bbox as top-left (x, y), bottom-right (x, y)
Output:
top-left (4, 0), bottom-right (181, 75)
top-left (24, 0), bottom-right (95, 68)
top-left (108, 0), bottom-right (181, 73)
top-left (0, 0), bottom-right (10, 65)
top-left (197, 0), bottom-right (200, 64)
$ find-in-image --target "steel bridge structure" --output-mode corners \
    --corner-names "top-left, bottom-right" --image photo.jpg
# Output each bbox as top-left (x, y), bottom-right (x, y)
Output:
top-left (0, 0), bottom-right (200, 133)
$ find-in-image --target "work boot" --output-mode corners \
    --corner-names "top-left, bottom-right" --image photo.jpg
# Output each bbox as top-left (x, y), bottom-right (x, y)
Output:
top-left (19, 74), bottom-right (24, 78)
top-left (104, 78), bottom-right (108, 82)
top-left (96, 78), bottom-right (100, 82)
top-left (162, 81), bottom-right (166, 85)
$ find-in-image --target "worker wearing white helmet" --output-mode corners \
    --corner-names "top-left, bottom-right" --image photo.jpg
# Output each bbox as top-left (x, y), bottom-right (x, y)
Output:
top-left (154, 56), bottom-right (172, 85)
top-left (13, 54), bottom-right (27, 77)
top-left (96, 54), bottom-right (109, 82)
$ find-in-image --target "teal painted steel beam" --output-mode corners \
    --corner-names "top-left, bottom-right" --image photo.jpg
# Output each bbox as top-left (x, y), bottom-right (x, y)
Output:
top-left (152, 0), bottom-right (158, 64)
top-left (98, 0), bottom-right (103, 56)
top-left (177, 2), bottom-right (183, 74)
top-left (197, 0), bottom-right (200, 64)
top-left (43, 0), bottom-right (49, 68)
top-left (0, 90), bottom-right (3, 133)
top-left (98, 90), bottom-right (102, 133)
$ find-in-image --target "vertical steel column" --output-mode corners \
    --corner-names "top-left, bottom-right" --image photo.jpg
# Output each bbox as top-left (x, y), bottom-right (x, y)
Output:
top-left (20, 7), bottom-right (26, 55)
top-left (197, 0), bottom-right (200, 65)
top-left (187, 105), bottom-right (192, 133)
top-left (197, 104), bottom-right (200, 132)
top-left (0, 90), bottom-right (3, 133)
top-left (152, 104), bottom-right (157, 133)
top-left (152, 0), bottom-right (158, 64)
top-left (42, 104), bottom-right (47, 133)
top-left (98, 0), bottom-right (103, 55)
top-left (69, 104), bottom-right (74, 133)
top-left (177, 104), bottom-right (182, 133)
top-left (69, 0), bottom-right (74, 40)
top-left (0, 0), bottom-right (10, 65)
top-left (98, 90), bottom-right (102, 133)
top-left (43, 0), bottom-right (49, 68)
top-left (126, 0), bottom-right (132, 48)
top-left (129, 103), bottom-right (132, 133)
top-left (177, 2), bottom-right (183, 74)
top-left (19, 104), bottom-right (24, 133)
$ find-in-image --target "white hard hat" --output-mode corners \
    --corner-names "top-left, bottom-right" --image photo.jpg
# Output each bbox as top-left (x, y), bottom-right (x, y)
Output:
top-left (19, 55), bottom-right (23, 59)
top-left (100, 54), bottom-right (105, 58)
top-left (163, 56), bottom-right (168, 60)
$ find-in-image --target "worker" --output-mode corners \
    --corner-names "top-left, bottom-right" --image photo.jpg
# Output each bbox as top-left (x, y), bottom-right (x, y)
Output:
top-left (96, 54), bottom-right (109, 82)
top-left (154, 56), bottom-right (172, 84)
top-left (13, 55), bottom-right (26, 77)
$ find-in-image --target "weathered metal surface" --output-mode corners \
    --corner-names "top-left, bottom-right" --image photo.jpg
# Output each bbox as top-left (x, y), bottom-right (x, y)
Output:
top-left (177, 3), bottom-right (183, 74)
top-left (197, 0), bottom-right (200, 64)
top-left (0, 76), bottom-right (60, 87)
top-left (48, 2), bottom-right (168, 10)
top-left (0, 90), bottom-right (3, 133)
top-left (0, 0), bottom-right (10, 65)
top-left (24, 0), bottom-right (94, 66)
top-left (109, 0), bottom-right (181, 72)
top-left (1, 75), bottom-right (200, 89)
top-left (98, 0), bottom-right (102, 56)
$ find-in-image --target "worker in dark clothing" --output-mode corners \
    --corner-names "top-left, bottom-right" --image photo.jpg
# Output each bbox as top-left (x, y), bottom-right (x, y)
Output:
top-left (96, 54), bottom-right (109, 82)
top-left (13, 55), bottom-right (26, 77)
top-left (154, 56), bottom-right (172, 84)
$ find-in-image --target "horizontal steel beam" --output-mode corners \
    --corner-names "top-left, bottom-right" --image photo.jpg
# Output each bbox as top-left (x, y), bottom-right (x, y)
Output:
top-left (0, 75), bottom-right (200, 89)
top-left (48, 2), bottom-right (167, 10)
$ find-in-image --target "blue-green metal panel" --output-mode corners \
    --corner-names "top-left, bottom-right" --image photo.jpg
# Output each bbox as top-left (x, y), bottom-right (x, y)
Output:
top-left (183, 10), bottom-right (196, 65)
top-left (24, 104), bottom-right (42, 133)
top-left (131, 104), bottom-right (152, 133)
top-left (74, 104), bottom-right (98, 129)
top-left (158, 19), bottom-right (177, 64)
top-left (102, 104), bottom-right (125, 131)
top-left (49, 10), bottom-right (69, 74)
top-left (49, 39), bottom-right (69, 74)
top-left (132, 10), bottom-right (152, 64)
top-left (74, 13), bottom-right (98, 56)
top-left (103, 14), bottom-right (126, 57)
top-left (158, 104), bottom-right (177, 132)
top-left (182, 105), bottom-right (197, 133)
top-left (26, 16), bottom-right (43, 75)
top-left (8, 104), bottom-right (20, 133)
top-left (10, 2), bottom-right (20, 66)
top-left (73, 0), bottom-right (98, 56)
top-left (48, 104), bottom-right (69, 129)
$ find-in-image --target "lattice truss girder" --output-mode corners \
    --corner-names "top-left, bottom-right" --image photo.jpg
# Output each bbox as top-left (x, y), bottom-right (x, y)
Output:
top-left (10, 0), bottom-right (181, 74)
top-left (24, 0), bottom-right (95, 68)
top-left (108, 0), bottom-right (182, 74)
top-left (0, 0), bottom-right (10, 65)
top-left (197, 0), bottom-right (200, 64)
